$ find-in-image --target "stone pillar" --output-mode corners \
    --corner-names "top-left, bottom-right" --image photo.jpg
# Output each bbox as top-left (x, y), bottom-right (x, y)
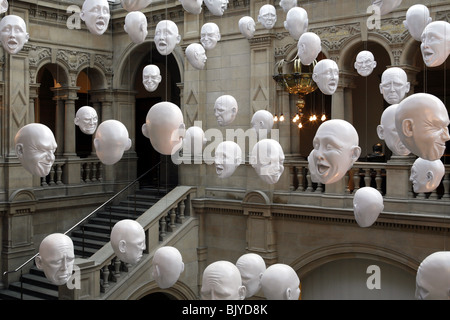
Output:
top-left (331, 86), bottom-right (345, 119)
top-left (385, 155), bottom-right (416, 198)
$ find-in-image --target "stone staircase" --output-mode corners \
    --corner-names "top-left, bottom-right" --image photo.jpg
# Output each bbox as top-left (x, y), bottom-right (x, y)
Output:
top-left (0, 186), bottom-right (169, 300)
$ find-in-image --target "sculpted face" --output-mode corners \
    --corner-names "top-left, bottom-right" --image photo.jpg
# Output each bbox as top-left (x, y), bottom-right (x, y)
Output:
top-left (260, 263), bottom-right (301, 300)
top-left (204, 0), bottom-right (229, 16)
top-left (410, 158), bottom-right (445, 193)
top-left (142, 64), bottom-right (162, 92)
top-left (35, 233), bottom-right (75, 286)
top-left (313, 59), bottom-right (339, 95)
top-left (279, 0), bottom-right (297, 13)
top-left (15, 123), bottom-right (57, 177)
top-left (377, 104), bottom-right (410, 156)
top-left (251, 110), bottom-right (274, 138)
top-left (238, 16), bottom-right (256, 40)
top-left (371, 0), bottom-right (402, 16)
top-left (379, 67), bottom-right (410, 105)
top-left (154, 20), bottom-right (181, 56)
top-left (354, 50), bottom-right (377, 77)
top-left (179, 0), bottom-right (202, 15)
top-left (403, 4), bottom-right (431, 42)
top-left (416, 251), bottom-right (450, 300)
top-left (186, 43), bottom-right (207, 70)
top-left (120, 0), bottom-right (152, 12)
top-left (201, 261), bottom-right (246, 300)
top-left (284, 6), bottom-right (308, 40)
top-left (297, 32), bottom-right (321, 66)
top-left (200, 23), bottom-right (220, 50)
top-left (236, 253), bottom-right (266, 298)
top-left (110, 219), bottom-right (146, 265)
top-left (124, 11), bottom-right (148, 44)
top-left (94, 120), bottom-right (132, 165)
top-left (395, 93), bottom-right (450, 161)
top-left (214, 141), bottom-right (242, 179)
top-left (0, 0), bottom-right (8, 14)
top-left (308, 119), bottom-right (361, 185)
top-left (152, 246), bottom-right (184, 289)
top-left (420, 21), bottom-right (450, 68)
top-left (183, 126), bottom-right (206, 157)
top-left (250, 139), bottom-right (285, 185)
top-left (142, 101), bottom-right (185, 155)
top-left (74, 106), bottom-right (98, 135)
top-left (0, 15), bottom-right (29, 54)
top-left (353, 187), bottom-right (384, 228)
top-left (214, 95), bottom-right (238, 127)
top-left (80, 0), bottom-right (110, 36)
top-left (258, 4), bottom-right (277, 30)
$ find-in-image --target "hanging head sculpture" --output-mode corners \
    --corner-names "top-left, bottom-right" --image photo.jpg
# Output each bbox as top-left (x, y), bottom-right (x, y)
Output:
top-left (250, 139), bottom-right (285, 185)
top-left (142, 64), bottom-right (162, 92)
top-left (120, 0), bottom-right (152, 12)
top-left (110, 219), bottom-right (146, 265)
top-left (200, 22), bottom-right (221, 51)
top-left (0, 15), bottom-right (29, 54)
top-left (379, 67), bottom-right (410, 105)
top-left (416, 251), bottom-right (450, 300)
top-left (395, 92), bottom-right (450, 161)
top-left (260, 263), bottom-right (301, 300)
top-left (420, 21), bottom-right (450, 68)
top-left (279, 0), bottom-right (297, 13)
top-left (0, 0), bottom-right (8, 14)
top-left (410, 157), bottom-right (445, 194)
top-left (80, 0), bottom-right (110, 36)
top-left (297, 32), bottom-right (321, 66)
top-left (200, 260), bottom-right (246, 300)
top-left (313, 59), bottom-right (339, 95)
top-left (15, 123), bottom-right (57, 177)
top-left (124, 11), bottom-right (148, 44)
top-left (403, 4), bottom-right (432, 42)
top-left (258, 4), bottom-right (277, 30)
top-left (186, 43), bottom-right (207, 70)
top-left (251, 110), bottom-right (274, 139)
top-left (203, 0), bottom-right (228, 16)
top-left (235, 253), bottom-right (266, 298)
top-left (371, 0), bottom-right (402, 16)
top-left (74, 106), bottom-right (98, 135)
top-left (284, 6), bottom-right (308, 40)
top-left (179, 0), bottom-right (202, 15)
top-left (354, 50), bottom-right (377, 77)
top-left (353, 186), bottom-right (384, 228)
top-left (152, 246), bottom-right (185, 289)
top-left (376, 104), bottom-right (411, 156)
top-left (94, 120), bottom-right (132, 165)
top-left (214, 95), bottom-right (238, 127)
top-left (214, 141), bottom-right (242, 179)
top-left (238, 16), bottom-right (256, 40)
top-left (154, 19), bottom-right (181, 56)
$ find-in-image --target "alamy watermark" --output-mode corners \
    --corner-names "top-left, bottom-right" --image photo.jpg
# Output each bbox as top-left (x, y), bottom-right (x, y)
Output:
top-left (366, 265), bottom-right (381, 290)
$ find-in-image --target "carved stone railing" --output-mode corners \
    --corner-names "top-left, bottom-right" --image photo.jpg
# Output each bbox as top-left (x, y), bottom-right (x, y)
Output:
top-left (41, 158), bottom-right (103, 186)
top-left (59, 186), bottom-right (197, 300)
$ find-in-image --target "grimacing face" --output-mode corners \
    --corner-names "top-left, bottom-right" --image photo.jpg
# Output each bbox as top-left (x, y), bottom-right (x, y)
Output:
top-left (258, 4), bottom-right (277, 29)
top-left (309, 120), bottom-right (360, 185)
top-left (0, 15), bottom-right (29, 54)
top-left (354, 51), bottom-right (377, 77)
top-left (421, 21), bottom-right (450, 68)
top-left (214, 95), bottom-right (238, 126)
top-left (154, 20), bottom-right (180, 56)
top-left (200, 261), bottom-right (245, 300)
top-left (75, 106), bottom-right (98, 135)
top-left (81, 0), bottom-right (110, 36)
top-left (142, 65), bottom-right (161, 92)
top-left (379, 68), bottom-right (410, 105)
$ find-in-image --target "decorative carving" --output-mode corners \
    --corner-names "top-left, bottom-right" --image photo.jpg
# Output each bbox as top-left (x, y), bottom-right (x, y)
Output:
top-left (310, 23), bottom-right (360, 51)
top-left (377, 18), bottom-right (409, 44)
top-left (435, 10), bottom-right (450, 22)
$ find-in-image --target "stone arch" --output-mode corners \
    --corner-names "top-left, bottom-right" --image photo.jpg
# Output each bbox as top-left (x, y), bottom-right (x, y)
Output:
top-left (291, 243), bottom-right (419, 279)
top-left (243, 190), bottom-right (270, 205)
top-left (129, 280), bottom-right (198, 300)
top-left (400, 36), bottom-right (422, 67)
top-left (76, 66), bottom-right (108, 91)
top-left (34, 61), bottom-right (70, 88)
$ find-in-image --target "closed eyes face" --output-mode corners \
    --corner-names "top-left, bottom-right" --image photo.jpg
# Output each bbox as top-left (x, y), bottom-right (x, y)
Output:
top-left (412, 114), bottom-right (450, 160)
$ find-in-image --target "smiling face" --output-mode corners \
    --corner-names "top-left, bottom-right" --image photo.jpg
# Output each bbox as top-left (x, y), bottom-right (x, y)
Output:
top-left (0, 15), bottom-right (29, 54)
top-left (81, 0), bottom-right (110, 35)
top-left (309, 119), bottom-right (360, 185)
top-left (201, 23), bottom-right (220, 50)
top-left (420, 21), bottom-right (450, 68)
top-left (154, 20), bottom-right (180, 56)
top-left (142, 64), bottom-right (161, 92)
top-left (75, 106), bottom-right (98, 135)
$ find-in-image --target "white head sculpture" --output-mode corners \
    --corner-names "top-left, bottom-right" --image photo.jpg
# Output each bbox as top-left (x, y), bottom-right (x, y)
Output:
top-left (94, 120), bottom-right (132, 165)
top-left (201, 260), bottom-right (246, 300)
top-left (80, 0), bottom-right (110, 36)
top-left (200, 22), bottom-right (220, 51)
top-left (154, 20), bottom-right (181, 56)
top-left (313, 59), bottom-right (339, 95)
top-left (250, 139), bottom-right (285, 185)
top-left (152, 246), bottom-right (184, 289)
top-left (0, 15), bottom-right (29, 54)
top-left (403, 4), bottom-right (431, 42)
top-left (74, 106), bottom-right (98, 135)
top-left (379, 67), bottom-right (410, 105)
top-left (120, 0), bottom-right (152, 12)
top-left (371, 0), bottom-right (402, 16)
top-left (395, 93), bottom-right (450, 161)
top-left (284, 6), bottom-right (308, 40)
top-left (35, 233), bottom-right (75, 286)
top-left (142, 101), bottom-right (185, 155)
top-left (110, 219), bottom-right (145, 265)
top-left (354, 50), bottom-right (377, 77)
top-left (15, 123), bottom-right (57, 177)
top-left (186, 43), bottom-right (207, 70)
top-left (142, 64), bottom-right (162, 92)
top-left (238, 16), bottom-right (256, 40)
top-left (353, 187), bottom-right (384, 228)
top-left (214, 141), bottom-right (242, 179)
top-left (377, 104), bottom-right (411, 156)
top-left (416, 251), bottom-right (450, 300)
top-left (308, 119), bottom-right (361, 185)
top-left (183, 126), bottom-right (207, 158)
top-left (0, 0), bottom-right (8, 14)
top-left (179, 0), bottom-right (202, 15)
top-left (203, 0), bottom-right (228, 16)
top-left (235, 253), bottom-right (266, 298)
top-left (260, 263), bottom-right (301, 300)
top-left (297, 32), bottom-right (321, 66)
top-left (258, 4), bottom-right (277, 30)
top-left (124, 11), bottom-right (148, 44)
top-left (214, 95), bottom-right (238, 127)
top-left (410, 158), bottom-right (445, 194)
top-left (251, 110), bottom-right (274, 139)
top-left (420, 21), bottom-right (450, 68)
top-left (279, 0), bottom-right (297, 13)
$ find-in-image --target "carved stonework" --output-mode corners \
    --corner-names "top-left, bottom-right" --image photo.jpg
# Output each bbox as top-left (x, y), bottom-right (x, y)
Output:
top-left (377, 18), bottom-right (409, 44)
top-left (310, 23), bottom-right (361, 51)
top-left (28, 45), bottom-right (51, 67)
top-left (435, 10), bottom-right (450, 22)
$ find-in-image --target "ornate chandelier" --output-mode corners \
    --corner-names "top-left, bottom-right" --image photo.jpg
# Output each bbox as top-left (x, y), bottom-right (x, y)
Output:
top-left (273, 57), bottom-right (325, 128)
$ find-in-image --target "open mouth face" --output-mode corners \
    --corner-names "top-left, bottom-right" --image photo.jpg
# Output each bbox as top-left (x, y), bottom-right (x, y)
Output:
top-left (422, 48), bottom-right (435, 64)
top-left (215, 164), bottom-right (224, 175)
top-left (96, 18), bottom-right (106, 31)
top-left (317, 162), bottom-right (330, 175)
top-left (7, 38), bottom-right (18, 50)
